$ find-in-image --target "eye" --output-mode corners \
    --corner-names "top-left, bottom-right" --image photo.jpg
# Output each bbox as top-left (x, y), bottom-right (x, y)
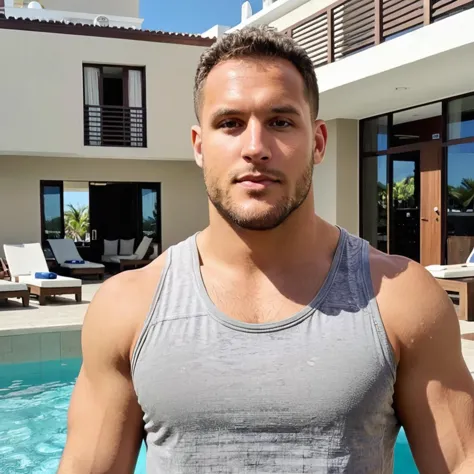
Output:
top-left (219, 120), bottom-right (241, 129)
top-left (270, 119), bottom-right (292, 128)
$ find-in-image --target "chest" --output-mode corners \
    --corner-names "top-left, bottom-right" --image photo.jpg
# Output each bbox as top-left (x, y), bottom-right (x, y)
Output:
top-left (201, 268), bottom-right (323, 324)
top-left (134, 314), bottom-right (396, 433)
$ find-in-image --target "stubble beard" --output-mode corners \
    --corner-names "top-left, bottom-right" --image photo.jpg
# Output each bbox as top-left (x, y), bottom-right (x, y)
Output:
top-left (203, 158), bottom-right (314, 231)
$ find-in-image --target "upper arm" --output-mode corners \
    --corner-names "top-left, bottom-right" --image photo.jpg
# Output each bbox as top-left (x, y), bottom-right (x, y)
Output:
top-left (58, 263), bottom-right (164, 473)
top-left (384, 261), bottom-right (474, 473)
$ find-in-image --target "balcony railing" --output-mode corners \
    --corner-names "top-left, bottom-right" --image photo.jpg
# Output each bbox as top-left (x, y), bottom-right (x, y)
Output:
top-left (283, 0), bottom-right (474, 68)
top-left (84, 105), bottom-right (147, 148)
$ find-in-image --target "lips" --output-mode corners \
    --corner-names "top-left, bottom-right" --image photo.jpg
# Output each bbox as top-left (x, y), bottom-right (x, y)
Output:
top-left (236, 174), bottom-right (279, 184)
top-left (235, 174), bottom-right (279, 190)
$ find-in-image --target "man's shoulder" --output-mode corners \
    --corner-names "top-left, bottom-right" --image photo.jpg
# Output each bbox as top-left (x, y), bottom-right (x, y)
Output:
top-left (94, 251), bottom-right (168, 307)
top-left (368, 246), bottom-right (459, 355)
top-left (368, 246), bottom-right (445, 306)
top-left (81, 252), bottom-right (169, 363)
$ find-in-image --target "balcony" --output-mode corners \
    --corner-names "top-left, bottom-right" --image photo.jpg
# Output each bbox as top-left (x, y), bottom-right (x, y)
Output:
top-left (83, 105), bottom-right (146, 148)
top-left (283, 0), bottom-right (474, 68)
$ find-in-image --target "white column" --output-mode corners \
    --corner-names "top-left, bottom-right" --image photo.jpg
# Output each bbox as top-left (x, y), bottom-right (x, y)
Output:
top-left (313, 119), bottom-right (359, 235)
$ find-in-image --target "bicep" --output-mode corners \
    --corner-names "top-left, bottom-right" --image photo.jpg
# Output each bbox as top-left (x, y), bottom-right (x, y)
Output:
top-left (59, 364), bottom-right (144, 474)
top-left (394, 283), bottom-right (474, 473)
top-left (58, 279), bottom-right (145, 474)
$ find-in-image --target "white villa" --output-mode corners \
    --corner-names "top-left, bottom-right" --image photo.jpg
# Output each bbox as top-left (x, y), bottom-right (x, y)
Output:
top-left (1, 0), bottom-right (474, 269)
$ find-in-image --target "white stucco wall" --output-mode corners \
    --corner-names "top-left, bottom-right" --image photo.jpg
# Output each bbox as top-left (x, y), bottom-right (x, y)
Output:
top-left (0, 28), bottom-right (210, 161)
top-left (0, 156), bottom-right (209, 258)
top-left (313, 119), bottom-right (359, 235)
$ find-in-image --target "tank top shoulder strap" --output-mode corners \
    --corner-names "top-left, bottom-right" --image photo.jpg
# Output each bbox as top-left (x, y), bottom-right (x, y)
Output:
top-left (319, 229), bottom-right (397, 376)
top-left (131, 234), bottom-right (203, 374)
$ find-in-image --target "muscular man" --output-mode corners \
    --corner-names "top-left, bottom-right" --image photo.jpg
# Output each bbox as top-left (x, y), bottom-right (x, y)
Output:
top-left (58, 26), bottom-right (474, 473)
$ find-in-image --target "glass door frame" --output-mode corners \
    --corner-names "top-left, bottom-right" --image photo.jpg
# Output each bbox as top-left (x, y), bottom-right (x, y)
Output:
top-left (360, 139), bottom-right (445, 264)
top-left (387, 150), bottom-right (421, 261)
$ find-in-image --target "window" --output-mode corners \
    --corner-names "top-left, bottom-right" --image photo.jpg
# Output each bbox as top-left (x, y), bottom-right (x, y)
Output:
top-left (63, 182), bottom-right (90, 244)
top-left (361, 115), bottom-right (388, 153)
top-left (40, 181), bottom-right (64, 243)
top-left (141, 186), bottom-right (159, 242)
top-left (83, 64), bottom-right (146, 148)
top-left (40, 181), bottom-right (91, 244)
top-left (391, 103), bottom-right (442, 147)
top-left (40, 180), bottom-right (161, 252)
top-left (361, 156), bottom-right (388, 253)
top-left (447, 94), bottom-right (474, 140)
top-left (447, 142), bottom-right (474, 237)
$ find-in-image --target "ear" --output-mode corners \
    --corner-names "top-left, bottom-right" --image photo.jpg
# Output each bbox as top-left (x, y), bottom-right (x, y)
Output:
top-left (312, 120), bottom-right (328, 166)
top-left (191, 125), bottom-right (203, 169)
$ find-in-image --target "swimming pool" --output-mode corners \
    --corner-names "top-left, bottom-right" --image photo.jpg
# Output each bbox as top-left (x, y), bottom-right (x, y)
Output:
top-left (0, 358), bottom-right (419, 473)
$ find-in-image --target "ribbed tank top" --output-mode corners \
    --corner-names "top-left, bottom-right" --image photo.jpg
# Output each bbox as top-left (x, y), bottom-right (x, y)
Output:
top-left (131, 228), bottom-right (400, 473)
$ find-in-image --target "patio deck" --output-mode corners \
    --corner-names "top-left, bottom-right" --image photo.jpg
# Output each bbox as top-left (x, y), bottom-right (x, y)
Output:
top-left (1, 283), bottom-right (474, 374)
top-left (0, 280), bottom-right (101, 336)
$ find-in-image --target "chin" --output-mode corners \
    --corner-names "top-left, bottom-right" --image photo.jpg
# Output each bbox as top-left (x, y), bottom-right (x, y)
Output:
top-left (225, 203), bottom-right (293, 231)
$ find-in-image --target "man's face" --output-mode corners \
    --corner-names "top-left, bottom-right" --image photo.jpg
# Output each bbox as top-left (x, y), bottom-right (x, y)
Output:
top-left (192, 57), bottom-right (326, 231)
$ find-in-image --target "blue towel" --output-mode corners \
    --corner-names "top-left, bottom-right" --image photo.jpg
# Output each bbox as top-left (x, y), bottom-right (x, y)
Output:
top-left (65, 259), bottom-right (85, 264)
top-left (35, 272), bottom-right (57, 280)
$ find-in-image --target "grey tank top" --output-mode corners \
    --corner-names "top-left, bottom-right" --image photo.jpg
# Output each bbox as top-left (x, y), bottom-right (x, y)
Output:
top-left (131, 228), bottom-right (400, 473)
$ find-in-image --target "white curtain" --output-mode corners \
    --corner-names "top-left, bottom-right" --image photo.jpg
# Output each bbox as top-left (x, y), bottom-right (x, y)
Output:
top-left (84, 67), bottom-right (101, 146)
top-left (128, 70), bottom-right (143, 147)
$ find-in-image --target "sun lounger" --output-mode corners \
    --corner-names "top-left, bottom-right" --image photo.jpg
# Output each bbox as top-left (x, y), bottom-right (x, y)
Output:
top-left (0, 279), bottom-right (30, 307)
top-left (47, 239), bottom-right (105, 279)
top-left (101, 236), bottom-right (153, 268)
top-left (426, 248), bottom-right (474, 279)
top-left (3, 243), bottom-right (82, 305)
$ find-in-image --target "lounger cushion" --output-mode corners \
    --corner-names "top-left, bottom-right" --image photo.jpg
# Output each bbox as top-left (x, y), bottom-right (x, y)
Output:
top-left (4, 243), bottom-right (49, 276)
top-left (19, 275), bottom-right (81, 289)
top-left (426, 264), bottom-right (474, 279)
top-left (47, 239), bottom-right (104, 270)
top-left (61, 261), bottom-right (104, 270)
top-left (120, 239), bottom-right (135, 256)
top-left (103, 239), bottom-right (118, 256)
top-left (135, 236), bottom-right (153, 260)
top-left (0, 280), bottom-right (28, 292)
top-left (101, 255), bottom-right (138, 264)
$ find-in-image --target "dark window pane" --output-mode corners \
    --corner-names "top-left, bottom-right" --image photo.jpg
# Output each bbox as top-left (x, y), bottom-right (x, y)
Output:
top-left (362, 116), bottom-right (388, 153)
top-left (362, 156), bottom-right (387, 252)
top-left (43, 185), bottom-right (62, 240)
top-left (390, 156), bottom-right (420, 262)
top-left (447, 95), bottom-right (474, 140)
top-left (142, 188), bottom-right (158, 241)
top-left (447, 142), bottom-right (474, 236)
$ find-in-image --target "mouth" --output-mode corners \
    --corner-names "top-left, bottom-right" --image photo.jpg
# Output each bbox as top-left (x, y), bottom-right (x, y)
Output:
top-left (235, 174), bottom-right (280, 190)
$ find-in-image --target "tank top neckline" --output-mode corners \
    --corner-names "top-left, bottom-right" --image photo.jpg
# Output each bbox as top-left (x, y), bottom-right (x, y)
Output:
top-left (189, 227), bottom-right (348, 333)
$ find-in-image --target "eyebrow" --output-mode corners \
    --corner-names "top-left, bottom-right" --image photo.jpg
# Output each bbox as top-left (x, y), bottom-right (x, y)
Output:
top-left (210, 105), bottom-right (301, 123)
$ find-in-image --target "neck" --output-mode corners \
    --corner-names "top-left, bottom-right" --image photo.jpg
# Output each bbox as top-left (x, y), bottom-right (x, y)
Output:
top-left (197, 198), bottom-right (340, 273)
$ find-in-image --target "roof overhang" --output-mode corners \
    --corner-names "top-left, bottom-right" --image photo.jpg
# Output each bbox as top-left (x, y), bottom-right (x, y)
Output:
top-left (317, 8), bottom-right (474, 120)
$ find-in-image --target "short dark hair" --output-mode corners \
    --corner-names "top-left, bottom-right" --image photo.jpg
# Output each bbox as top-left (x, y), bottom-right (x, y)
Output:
top-left (193, 25), bottom-right (319, 121)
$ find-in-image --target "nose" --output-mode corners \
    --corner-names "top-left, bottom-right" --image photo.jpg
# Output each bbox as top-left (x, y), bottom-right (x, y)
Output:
top-left (240, 118), bottom-right (271, 163)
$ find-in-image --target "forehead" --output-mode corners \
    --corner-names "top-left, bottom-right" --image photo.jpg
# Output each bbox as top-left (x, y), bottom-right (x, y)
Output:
top-left (201, 57), bottom-right (308, 115)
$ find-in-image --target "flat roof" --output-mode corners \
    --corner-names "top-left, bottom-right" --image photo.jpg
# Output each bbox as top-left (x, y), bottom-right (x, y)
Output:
top-left (0, 14), bottom-right (216, 47)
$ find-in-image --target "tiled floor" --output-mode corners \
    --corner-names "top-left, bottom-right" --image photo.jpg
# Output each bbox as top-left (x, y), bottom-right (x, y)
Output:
top-left (0, 281), bottom-right (101, 336)
top-left (1, 281), bottom-right (474, 373)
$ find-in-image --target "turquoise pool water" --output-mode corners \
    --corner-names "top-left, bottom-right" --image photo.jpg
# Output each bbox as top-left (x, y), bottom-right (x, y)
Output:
top-left (0, 358), bottom-right (419, 473)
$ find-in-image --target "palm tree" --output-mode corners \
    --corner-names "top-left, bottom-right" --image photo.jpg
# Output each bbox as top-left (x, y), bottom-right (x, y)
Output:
top-left (449, 178), bottom-right (474, 211)
top-left (393, 176), bottom-right (415, 207)
top-left (64, 204), bottom-right (89, 241)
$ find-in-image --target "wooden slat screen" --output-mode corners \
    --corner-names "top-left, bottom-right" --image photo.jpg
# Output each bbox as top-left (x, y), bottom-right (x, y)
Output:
top-left (285, 0), bottom-right (474, 67)
top-left (432, 0), bottom-right (474, 18)
top-left (382, 0), bottom-right (423, 38)
top-left (291, 12), bottom-right (329, 67)
top-left (333, 0), bottom-right (375, 59)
